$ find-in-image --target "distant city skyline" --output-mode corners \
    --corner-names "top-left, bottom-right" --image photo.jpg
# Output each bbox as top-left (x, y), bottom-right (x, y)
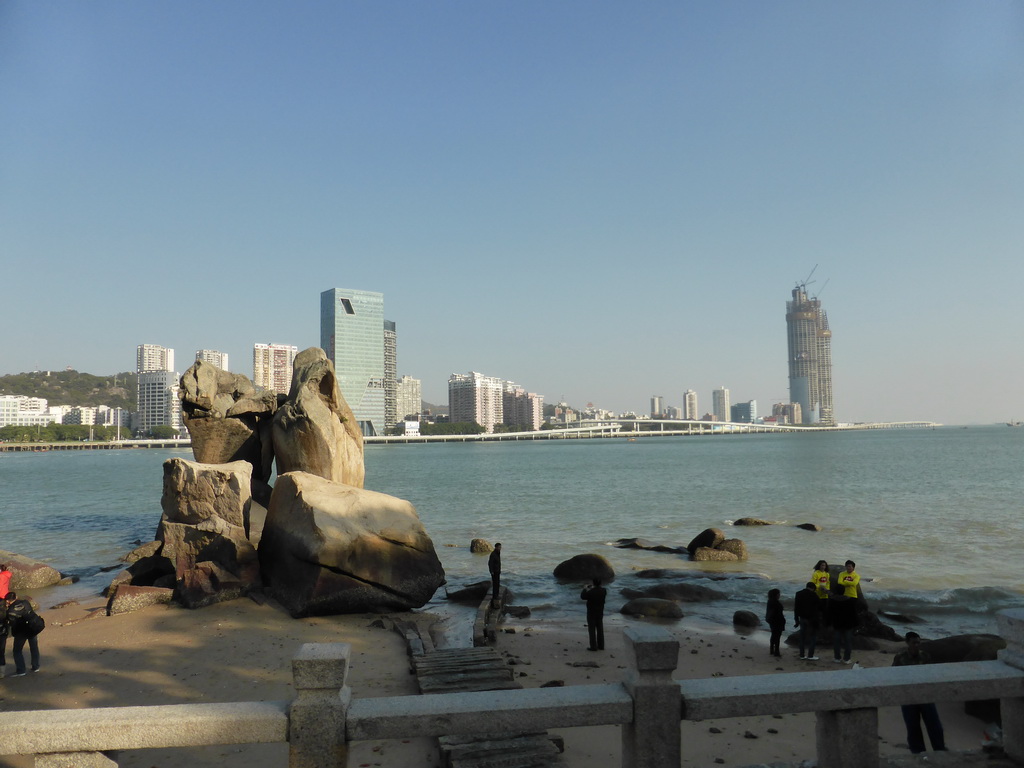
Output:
top-left (4, 3), bottom-right (1023, 425)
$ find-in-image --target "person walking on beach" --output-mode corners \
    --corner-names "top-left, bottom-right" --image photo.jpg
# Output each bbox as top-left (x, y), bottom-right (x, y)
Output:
top-left (892, 632), bottom-right (947, 754)
top-left (3, 592), bottom-right (44, 677)
top-left (765, 588), bottom-right (785, 658)
top-left (828, 584), bottom-right (858, 664)
top-left (488, 543), bottom-right (502, 607)
top-left (581, 578), bottom-right (607, 651)
top-left (794, 582), bottom-right (820, 660)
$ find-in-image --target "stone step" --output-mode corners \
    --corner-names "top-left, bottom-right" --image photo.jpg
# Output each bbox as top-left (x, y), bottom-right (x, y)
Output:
top-left (419, 678), bottom-right (522, 694)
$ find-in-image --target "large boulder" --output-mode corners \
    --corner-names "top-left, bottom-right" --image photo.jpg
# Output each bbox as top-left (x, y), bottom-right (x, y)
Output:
top-left (258, 471), bottom-right (445, 617)
top-left (272, 347), bottom-right (365, 488)
top-left (687, 528), bottom-right (725, 553)
top-left (0, 550), bottom-right (63, 590)
top-left (553, 554), bottom-right (615, 582)
top-left (922, 634), bottom-right (1006, 663)
top-left (620, 598), bottom-right (683, 619)
top-left (716, 539), bottom-right (748, 561)
top-left (154, 458), bottom-right (261, 605)
top-left (179, 360), bottom-right (278, 505)
top-left (622, 582), bottom-right (725, 603)
top-left (692, 547), bottom-right (739, 562)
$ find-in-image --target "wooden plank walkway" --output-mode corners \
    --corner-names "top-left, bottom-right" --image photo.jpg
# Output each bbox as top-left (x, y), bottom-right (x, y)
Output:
top-left (396, 587), bottom-right (565, 768)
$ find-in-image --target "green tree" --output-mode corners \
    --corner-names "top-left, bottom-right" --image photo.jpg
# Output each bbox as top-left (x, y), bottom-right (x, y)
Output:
top-left (149, 425), bottom-right (178, 439)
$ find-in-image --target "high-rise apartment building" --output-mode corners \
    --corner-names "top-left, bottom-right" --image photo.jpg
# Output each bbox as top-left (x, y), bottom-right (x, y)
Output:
top-left (449, 372), bottom-right (504, 433)
top-left (396, 375), bottom-right (422, 420)
top-left (136, 344), bottom-right (180, 435)
top-left (137, 344), bottom-right (174, 374)
top-left (383, 320), bottom-right (397, 432)
top-left (320, 288), bottom-right (387, 436)
top-left (253, 343), bottom-right (297, 395)
top-left (786, 283), bottom-right (834, 425)
top-left (503, 383), bottom-right (544, 431)
top-left (712, 386), bottom-right (730, 423)
top-left (650, 396), bottom-right (663, 418)
top-left (683, 389), bottom-right (698, 420)
top-left (196, 349), bottom-right (229, 371)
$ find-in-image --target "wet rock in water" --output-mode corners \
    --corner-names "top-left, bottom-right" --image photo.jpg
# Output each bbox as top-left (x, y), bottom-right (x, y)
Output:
top-left (505, 605), bottom-right (531, 618)
top-left (877, 610), bottom-right (925, 624)
top-left (446, 580), bottom-right (492, 602)
top-left (687, 527), bottom-right (725, 552)
top-left (733, 610), bottom-right (760, 628)
top-left (621, 582), bottom-right (726, 603)
top-left (122, 541), bottom-right (161, 564)
top-left (470, 538), bottom-right (493, 554)
top-left (716, 538), bottom-right (748, 561)
top-left (272, 347), bottom-right (365, 489)
top-left (795, 522), bottom-right (822, 531)
top-left (734, 517), bottom-right (772, 526)
top-left (613, 538), bottom-right (688, 554)
top-left (259, 471), bottom-right (445, 616)
top-left (620, 597), bottom-right (684, 619)
top-left (692, 547), bottom-right (739, 562)
top-left (553, 553), bottom-right (615, 582)
top-left (857, 610), bottom-right (903, 642)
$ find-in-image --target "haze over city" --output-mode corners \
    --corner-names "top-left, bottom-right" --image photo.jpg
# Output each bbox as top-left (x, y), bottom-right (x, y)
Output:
top-left (3, 2), bottom-right (1022, 425)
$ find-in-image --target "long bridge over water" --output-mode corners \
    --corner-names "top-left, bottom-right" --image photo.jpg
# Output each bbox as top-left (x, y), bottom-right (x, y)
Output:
top-left (0, 420), bottom-right (940, 452)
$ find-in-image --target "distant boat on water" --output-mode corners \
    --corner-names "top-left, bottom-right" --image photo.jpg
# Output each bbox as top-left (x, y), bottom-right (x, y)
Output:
top-left (1008, 420), bottom-right (1023, 427)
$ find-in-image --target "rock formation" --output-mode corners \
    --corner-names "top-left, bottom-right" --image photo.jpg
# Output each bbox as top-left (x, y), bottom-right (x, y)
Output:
top-left (687, 527), bottom-right (725, 552)
top-left (552, 553), bottom-right (615, 582)
top-left (620, 597), bottom-right (683, 619)
top-left (271, 347), bottom-right (365, 488)
top-left (0, 550), bottom-right (64, 590)
top-left (258, 471), bottom-right (445, 617)
top-left (179, 359), bottom-right (279, 505)
top-left (687, 527), bottom-right (748, 561)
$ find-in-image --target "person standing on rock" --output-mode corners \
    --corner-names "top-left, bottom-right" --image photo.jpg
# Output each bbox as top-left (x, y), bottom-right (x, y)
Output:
top-left (794, 582), bottom-right (820, 660)
top-left (812, 560), bottom-right (831, 625)
top-left (581, 578), bottom-right (607, 651)
top-left (488, 543), bottom-right (501, 607)
top-left (892, 632), bottom-right (947, 754)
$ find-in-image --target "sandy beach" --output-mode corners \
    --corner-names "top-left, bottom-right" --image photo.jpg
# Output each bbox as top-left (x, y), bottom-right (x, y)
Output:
top-left (0, 591), bottom-right (997, 768)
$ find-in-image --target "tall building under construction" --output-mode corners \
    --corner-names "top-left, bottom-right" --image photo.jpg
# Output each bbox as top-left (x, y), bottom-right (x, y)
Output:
top-left (786, 283), bottom-right (833, 426)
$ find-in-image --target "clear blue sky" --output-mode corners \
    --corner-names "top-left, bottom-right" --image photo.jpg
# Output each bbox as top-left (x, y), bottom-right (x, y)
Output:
top-left (3, 2), bottom-right (1022, 425)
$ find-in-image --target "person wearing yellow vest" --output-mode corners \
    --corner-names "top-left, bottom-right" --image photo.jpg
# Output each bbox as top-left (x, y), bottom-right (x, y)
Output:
top-left (811, 560), bottom-right (830, 599)
top-left (838, 560), bottom-right (860, 598)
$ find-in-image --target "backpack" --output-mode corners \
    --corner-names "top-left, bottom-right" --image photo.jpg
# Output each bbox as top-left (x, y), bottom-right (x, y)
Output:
top-left (23, 611), bottom-right (45, 636)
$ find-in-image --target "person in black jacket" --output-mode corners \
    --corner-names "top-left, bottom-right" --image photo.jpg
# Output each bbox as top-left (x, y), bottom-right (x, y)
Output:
top-left (793, 582), bottom-right (820, 660)
top-left (4, 592), bottom-right (42, 676)
top-left (487, 543), bottom-right (502, 607)
top-left (581, 578), bottom-right (607, 651)
top-left (828, 584), bottom-right (858, 664)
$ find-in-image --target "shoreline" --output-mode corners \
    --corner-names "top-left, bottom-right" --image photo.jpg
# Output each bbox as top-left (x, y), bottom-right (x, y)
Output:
top-left (0, 593), bottom-right (997, 768)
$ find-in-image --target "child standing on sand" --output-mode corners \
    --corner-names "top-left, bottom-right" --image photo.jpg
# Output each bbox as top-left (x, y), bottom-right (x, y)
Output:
top-left (765, 588), bottom-right (785, 658)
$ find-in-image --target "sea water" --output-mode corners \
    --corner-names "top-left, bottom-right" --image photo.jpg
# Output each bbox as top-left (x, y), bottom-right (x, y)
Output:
top-left (1, 426), bottom-right (1021, 638)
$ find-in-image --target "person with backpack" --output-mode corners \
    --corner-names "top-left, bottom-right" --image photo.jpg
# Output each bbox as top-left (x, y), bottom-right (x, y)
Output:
top-left (4, 592), bottom-right (44, 677)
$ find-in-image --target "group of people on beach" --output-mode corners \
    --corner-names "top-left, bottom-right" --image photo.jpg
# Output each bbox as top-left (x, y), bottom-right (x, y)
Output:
top-left (764, 559), bottom-right (947, 755)
top-left (765, 559), bottom-right (861, 663)
top-left (0, 563), bottom-right (46, 679)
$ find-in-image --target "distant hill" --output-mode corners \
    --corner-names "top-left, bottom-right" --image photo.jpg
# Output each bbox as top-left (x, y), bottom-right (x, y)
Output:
top-left (0, 370), bottom-right (137, 410)
top-left (422, 400), bottom-right (448, 416)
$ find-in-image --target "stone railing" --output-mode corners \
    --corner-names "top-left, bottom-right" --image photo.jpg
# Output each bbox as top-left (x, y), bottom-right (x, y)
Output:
top-left (2, 610), bottom-right (1023, 768)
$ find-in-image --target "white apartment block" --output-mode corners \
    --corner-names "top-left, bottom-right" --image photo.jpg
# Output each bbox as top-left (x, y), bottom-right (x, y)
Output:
top-left (196, 349), bottom-right (229, 371)
top-left (684, 389), bottom-right (698, 420)
top-left (136, 371), bottom-right (181, 434)
top-left (137, 344), bottom-right (174, 373)
top-left (449, 372), bottom-right (504, 433)
top-left (712, 386), bottom-right (730, 423)
top-left (396, 375), bottom-right (422, 420)
top-left (0, 396), bottom-right (62, 428)
top-left (253, 343), bottom-right (297, 396)
top-left (503, 383), bottom-right (544, 431)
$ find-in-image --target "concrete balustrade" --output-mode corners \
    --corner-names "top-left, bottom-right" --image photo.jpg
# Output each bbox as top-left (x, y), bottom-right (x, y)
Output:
top-left (0, 609), bottom-right (1022, 768)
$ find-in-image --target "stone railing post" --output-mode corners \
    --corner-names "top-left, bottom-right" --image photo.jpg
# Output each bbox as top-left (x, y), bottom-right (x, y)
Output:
top-left (621, 625), bottom-right (681, 768)
top-left (998, 608), bottom-right (1024, 761)
top-left (289, 643), bottom-right (352, 768)
top-left (815, 707), bottom-right (879, 768)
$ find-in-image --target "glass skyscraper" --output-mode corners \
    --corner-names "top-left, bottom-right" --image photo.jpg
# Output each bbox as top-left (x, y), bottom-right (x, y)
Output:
top-left (320, 288), bottom-right (387, 436)
top-left (786, 284), bottom-right (833, 426)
